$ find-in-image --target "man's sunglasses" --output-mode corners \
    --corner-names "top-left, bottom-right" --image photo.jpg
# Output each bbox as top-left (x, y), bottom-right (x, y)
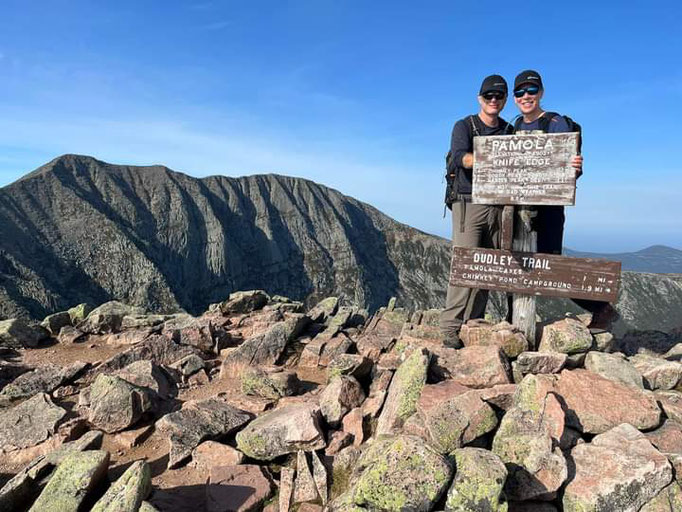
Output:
top-left (513, 85), bottom-right (540, 98)
top-left (482, 92), bottom-right (506, 101)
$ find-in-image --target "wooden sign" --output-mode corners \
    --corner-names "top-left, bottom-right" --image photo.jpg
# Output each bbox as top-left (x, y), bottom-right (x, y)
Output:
top-left (449, 247), bottom-right (621, 302)
top-left (472, 132), bottom-right (578, 206)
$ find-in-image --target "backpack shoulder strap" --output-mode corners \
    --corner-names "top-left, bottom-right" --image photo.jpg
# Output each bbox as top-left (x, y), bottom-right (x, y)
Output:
top-left (512, 115), bottom-right (524, 133)
top-left (538, 111), bottom-right (559, 133)
top-left (468, 115), bottom-right (481, 137)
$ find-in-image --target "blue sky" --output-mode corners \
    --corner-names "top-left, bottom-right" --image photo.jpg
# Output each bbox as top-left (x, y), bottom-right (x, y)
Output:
top-left (0, 1), bottom-right (680, 252)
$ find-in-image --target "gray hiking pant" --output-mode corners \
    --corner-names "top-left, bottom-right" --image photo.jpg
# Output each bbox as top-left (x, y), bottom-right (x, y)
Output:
top-left (440, 201), bottom-right (501, 335)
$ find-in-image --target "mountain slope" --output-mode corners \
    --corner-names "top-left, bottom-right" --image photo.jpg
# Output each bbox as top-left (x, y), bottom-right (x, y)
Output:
top-left (0, 154), bottom-right (450, 319)
top-left (1, 154), bottom-right (680, 335)
top-left (565, 246), bottom-right (682, 274)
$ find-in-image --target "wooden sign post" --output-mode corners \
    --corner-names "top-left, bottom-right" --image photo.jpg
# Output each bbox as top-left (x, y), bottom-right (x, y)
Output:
top-left (448, 132), bottom-right (622, 344)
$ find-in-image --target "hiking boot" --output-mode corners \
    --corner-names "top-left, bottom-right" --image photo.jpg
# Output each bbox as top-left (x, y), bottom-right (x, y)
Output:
top-left (587, 304), bottom-right (620, 334)
top-left (442, 331), bottom-right (463, 349)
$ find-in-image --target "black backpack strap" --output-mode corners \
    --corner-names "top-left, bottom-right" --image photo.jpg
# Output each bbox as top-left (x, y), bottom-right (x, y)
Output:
top-left (512, 115), bottom-right (524, 133)
top-left (468, 115), bottom-right (481, 137)
top-left (538, 111), bottom-right (559, 133)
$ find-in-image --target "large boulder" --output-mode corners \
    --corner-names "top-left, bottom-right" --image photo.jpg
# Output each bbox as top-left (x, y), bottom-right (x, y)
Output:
top-left (77, 301), bottom-right (146, 334)
top-left (492, 374), bottom-right (567, 501)
top-left (162, 315), bottom-right (218, 353)
top-left (584, 351), bottom-right (644, 389)
top-left (320, 375), bottom-right (366, 428)
top-left (640, 481), bottom-right (682, 512)
top-left (236, 403), bottom-right (325, 460)
top-left (88, 374), bottom-right (154, 433)
top-left (156, 398), bottom-right (251, 469)
top-left (41, 311), bottom-right (72, 336)
top-left (350, 435), bottom-right (452, 511)
top-left (430, 345), bottom-right (512, 388)
top-left (376, 348), bottom-right (429, 436)
top-left (556, 369), bottom-right (661, 434)
top-left (206, 464), bottom-right (273, 512)
top-left (307, 296), bottom-right (339, 324)
top-left (417, 381), bottom-right (498, 454)
top-left (644, 419), bottom-right (682, 455)
top-left (114, 360), bottom-right (175, 400)
top-left (221, 316), bottom-right (308, 370)
top-left (538, 318), bottom-right (593, 355)
top-left (515, 352), bottom-right (567, 376)
top-left (0, 362), bottom-right (87, 402)
top-left (460, 320), bottom-right (529, 358)
top-left (240, 366), bottom-right (299, 399)
top-left (91, 460), bottom-right (151, 512)
top-left (630, 354), bottom-right (682, 391)
top-left (218, 290), bottom-right (269, 314)
top-left (0, 318), bottom-right (49, 348)
top-left (0, 393), bottom-right (66, 451)
top-left (563, 424), bottom-right (673, 512)
top-left (67, 303), bottom-right (94, 325)
top-left (445, 448), bottom-right (508, 512)
top-left (28, 450), bottom-right (110, 512)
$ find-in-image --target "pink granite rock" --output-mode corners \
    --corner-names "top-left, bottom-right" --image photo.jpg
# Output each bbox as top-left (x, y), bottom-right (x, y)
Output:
top-left (206, 465), bottom-right (273, 512)
top-left (430, 345), bottom-right (512, 388)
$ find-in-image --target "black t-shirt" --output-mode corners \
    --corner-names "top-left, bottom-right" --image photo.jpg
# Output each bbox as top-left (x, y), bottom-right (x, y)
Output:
top-left (450, 115), bottom-right (509, 196)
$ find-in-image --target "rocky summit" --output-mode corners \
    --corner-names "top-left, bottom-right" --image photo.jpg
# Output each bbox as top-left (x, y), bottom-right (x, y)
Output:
top-left (1, 154), bottom-right (681, 337)
top-left (1, 292), bottom-right (682, 511)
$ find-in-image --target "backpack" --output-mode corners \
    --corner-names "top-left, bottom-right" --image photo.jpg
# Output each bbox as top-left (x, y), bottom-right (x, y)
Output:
top-left (513, 112), bottom-right (582, 153)
top-left (444, 115), bottom-right (510, 207)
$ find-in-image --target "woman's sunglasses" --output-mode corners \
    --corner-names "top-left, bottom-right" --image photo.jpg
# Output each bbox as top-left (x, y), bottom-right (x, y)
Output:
top-left (482, 92), bottom-right (506, 101)
top-left (513, 85), bottom-right (540, 98)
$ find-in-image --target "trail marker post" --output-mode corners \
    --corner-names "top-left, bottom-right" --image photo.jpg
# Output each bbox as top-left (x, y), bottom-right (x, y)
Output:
top-left (448, 132), bottom-right (622, 345)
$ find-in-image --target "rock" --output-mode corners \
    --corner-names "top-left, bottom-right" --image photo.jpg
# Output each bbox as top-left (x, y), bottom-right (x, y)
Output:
top-left (311, 450), bottom-right (328, 505)
top-left (0, 431), bottom-right (102, 511)
top-left (556, 369), bottom-right (661, 434)
top-left (317, 306), bottom-right (354, 340)
top-left (279, 467), bottom-right (295, 512)
top-left (477, 384), bottom-right (518, 411)
top-left (89, 334), bottom-right (199, 378)
top-left (28, 450), bottom-right (110, 512)
top-left (307, 297), bottom-right (339, 324)
top-left (320, 375), bottom-right (366, 427)
top-left (236, 403), bottom-right (325, 460)
top-left (0, 393), bottom-right (66, 451)
top-left (318, 334), bottom-right (354, 367)
top-left (192, 441), bottom-right (244, 469)
top-left (430, 345), bottom-right (512, 388)
top-left (77, 301), bottom-right (146, 334)
top-left (219, 290), bottom-right (270, 314)
top-left (0, 362), bottom-right (87, 401)
top-left (294, 451), bottom-right (318, 503)
top-left (492, 374), bottom-right (567, 501)
top-left (41, 311), bottom-right (72, 336)
top-left (326, 431), bottom-right (353, 456)
top-left (376, 348), bottom-right (429, 436)
top-left (222, 317), bottom-right (308, 370)
top-left (162, 315), bottom-right (217, 353)
top-left (297, 504), bottom-right (323, 512)
top-left (538, 318), bottom-right (593, 354)
top-left (88, 374), bottom-right (154, 433)
top-left (460, 319), bottom-right (529, 358)
top-left (206, 464), bottom-right (274, 512)
top-left (640, 481), bottom-right (682, 512)
top-left (0, 318), bottom-right (49, 348)
top-left (445, 448), bottom-right (508, 512)
top-left (515, 352), bottom-right (567, 375)
top-left (645, 419), bottom-right (682, 454)
top-left (169, 354), bottom-right (205, 377)
top-left (563, 424), bottom-right (673, 512)
top-left (584, 351), bottom-right (645, 389)
top-left (113, 424), bottom-right (153, 449)
top-left (593, 331), bottom-right (615, 352)
top-left (351, 435), bottom-right (452, 511)
top-left (57, 325), bottom-right (86, 344)
top-left (68, 303), bottom-right (94, 325)
top-left (327, 354), bottom-right (372, 381)
top-left (362, 369), bottom-right (393, 419)
top-left (156, 398), bottom-right (251, 468)
top-left (656, 391), bottom-right (682, 423)
top-left (139, 502), bottom-right (159, 512)
top-left (418, 383), bottom-right (498, 454)
top-left (342, 408), bottom-right (365, 446)
top-left (631, 354), bottom-right (682, 390)
top-left (116, 360), bottom-right (175, 399)
top-left (240, 366), bottom-right (299, 399)
top-left (91, 460), bottom-right (151, 512)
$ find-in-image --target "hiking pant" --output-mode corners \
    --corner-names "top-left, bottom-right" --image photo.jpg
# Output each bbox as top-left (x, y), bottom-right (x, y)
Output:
top-left (440, 201), bottom-right (501, 335)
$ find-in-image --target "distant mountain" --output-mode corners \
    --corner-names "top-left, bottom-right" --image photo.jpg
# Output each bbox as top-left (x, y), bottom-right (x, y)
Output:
top-left (565, 245), bottom-right (682, 274)
top-left (0, 154), bottom-right (680, 335)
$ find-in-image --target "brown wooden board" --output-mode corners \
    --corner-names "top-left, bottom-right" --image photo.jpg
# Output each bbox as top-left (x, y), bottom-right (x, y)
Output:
top-left (472, 132), bottom-right (578, 205)
top-left (449, 247), bottom-right (621, 302)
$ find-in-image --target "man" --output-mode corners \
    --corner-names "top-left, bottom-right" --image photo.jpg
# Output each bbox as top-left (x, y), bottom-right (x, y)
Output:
top-left (439, 74), bottom-right (511, 347)
top-left (512, 69), bottom-right (618, 332)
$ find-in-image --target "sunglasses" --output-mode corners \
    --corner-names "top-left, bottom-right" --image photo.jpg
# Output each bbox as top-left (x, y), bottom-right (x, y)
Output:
top-left (513, 85), bottom-right (540, 98)
top-left (482, 92), bottom-right (506, 101)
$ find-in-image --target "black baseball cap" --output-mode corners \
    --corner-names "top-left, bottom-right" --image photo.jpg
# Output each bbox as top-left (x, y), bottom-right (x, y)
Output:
top-left (514, 70), bottom-right (543, 90)
top-left (479, 75), bottom-right (508, 96)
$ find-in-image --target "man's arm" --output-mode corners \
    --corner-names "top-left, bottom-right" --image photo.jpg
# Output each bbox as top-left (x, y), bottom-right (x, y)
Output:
top-left (450, 120), bottom-right (473, 170)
